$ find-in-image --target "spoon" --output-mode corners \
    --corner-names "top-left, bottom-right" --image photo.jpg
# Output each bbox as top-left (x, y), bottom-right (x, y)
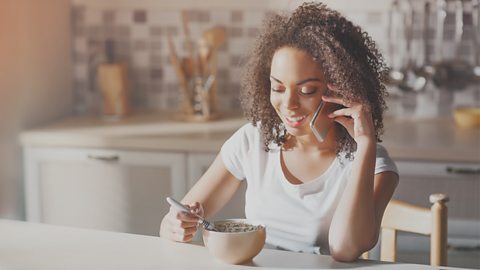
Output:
top-left (471, 0), bottom-right (480, 83)
top-left (413, 0), bottom-right (435, 92)
top-left (166, 197), bottom-right (217, 231)
top-left (397, 0), bottom-right (427, 92)
top-left (433, 0), bottom-right (472, 90)
top-left (386, 0), bottom-right (405, 86)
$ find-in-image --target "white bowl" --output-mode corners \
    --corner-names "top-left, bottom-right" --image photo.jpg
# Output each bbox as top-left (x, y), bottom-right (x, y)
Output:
top-left (202, 219), bottom-right (266, 264)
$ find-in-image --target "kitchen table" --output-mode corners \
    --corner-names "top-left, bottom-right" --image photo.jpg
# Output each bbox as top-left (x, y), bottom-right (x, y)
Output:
top-left (0, 220), bottom-right (470, 270)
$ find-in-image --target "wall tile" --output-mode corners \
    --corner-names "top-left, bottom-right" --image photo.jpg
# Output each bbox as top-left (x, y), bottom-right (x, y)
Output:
top-left (102, 10), bottom-right (116, 24)
top-left (84, 8), bottom-right (102, 25)
top-left (231, 10), bottom-right (243, 23)
top-left (133, 10), bottom-right (147, 24)
top-left (71, 2), bottom-right (477, 117)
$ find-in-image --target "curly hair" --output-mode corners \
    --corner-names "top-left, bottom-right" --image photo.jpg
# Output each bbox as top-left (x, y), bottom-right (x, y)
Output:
top-left (240, 2), bottom-right (389, 159)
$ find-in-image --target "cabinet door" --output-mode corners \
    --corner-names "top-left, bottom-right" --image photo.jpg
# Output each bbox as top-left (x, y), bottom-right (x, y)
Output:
top-left (187, 153), bottom-right (246, 220)
top-left (394, 160), bottom-right (480, 247)
top-left (24, 147), bottom-right (187, 236)
top-left (394, 160), bottom-right (480, 220)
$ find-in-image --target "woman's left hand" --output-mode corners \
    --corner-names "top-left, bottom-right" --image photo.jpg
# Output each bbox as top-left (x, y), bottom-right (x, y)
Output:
top-left (323, 84), bottom-right (376, 146)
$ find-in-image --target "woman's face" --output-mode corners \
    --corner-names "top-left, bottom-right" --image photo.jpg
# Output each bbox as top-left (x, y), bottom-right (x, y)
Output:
top-left (270, 46), bottom-right (328, 138)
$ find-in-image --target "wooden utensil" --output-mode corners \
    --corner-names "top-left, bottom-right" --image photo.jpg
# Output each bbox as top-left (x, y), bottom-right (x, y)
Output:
top-left (181, 10), bottom-right (199, 78)
top-left (202, 26), bottom-right (226, 49)
top-left (181, 57), bottom-right (195, 79)
top-left (201, 27), bottom-right (225, 115)
top-left (167, 33), bottom-right (194, 115)
top-left (197, 37), bottom-right (211, 76)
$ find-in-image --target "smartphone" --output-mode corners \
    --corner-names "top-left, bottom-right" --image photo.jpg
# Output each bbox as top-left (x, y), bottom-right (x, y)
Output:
top-left (309, 100), bottom-right (340, 143)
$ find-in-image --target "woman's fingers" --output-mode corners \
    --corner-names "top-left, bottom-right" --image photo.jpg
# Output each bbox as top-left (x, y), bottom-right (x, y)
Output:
top-left (324, 84), bottom-right (375, 142)
top-left (328, 107), bottom-right (360, 119)
top-left (187, 202), bottom-right (203, 216)
top-left (322, 95), bottom-right (350, 107)
top-left (173, 231), bottom-right (195, 242)
top-left (171, 221), bottom-right (198, 235)
top-left (326, 83), bottom-right (340, 92)
top-left (331, 116), bottom-right (354, 129)
top-left (167, 212), bottom-right (198, 229)
top-left (162, 201), bottom-right (206, 243)
top-left (172, 210), bottom-right (198, 222)
top-left (169, 220), bottom-right (197, 242)
top-left (165, 212), bottom-right (199, 242)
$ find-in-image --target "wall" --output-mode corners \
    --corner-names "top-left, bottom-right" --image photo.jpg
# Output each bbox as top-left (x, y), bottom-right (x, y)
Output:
top-left (71, 0), bottom-right (479, 118)
top-left (0, 0), bottom-right (73, 219)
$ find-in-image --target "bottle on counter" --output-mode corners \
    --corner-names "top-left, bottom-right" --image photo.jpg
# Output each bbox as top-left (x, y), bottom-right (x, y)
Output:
top-left (97, 39), bottom-right (130, 120)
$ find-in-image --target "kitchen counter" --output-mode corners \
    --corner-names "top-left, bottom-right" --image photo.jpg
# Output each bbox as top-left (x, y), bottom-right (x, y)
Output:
top-left (20, 112), bottom-right (479, 162)
top-left (0, 220), bottom-right (469, 270)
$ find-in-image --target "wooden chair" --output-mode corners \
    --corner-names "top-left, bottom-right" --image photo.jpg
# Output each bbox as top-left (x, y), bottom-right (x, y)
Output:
top-left (362, 193), bottom-right (449, 266)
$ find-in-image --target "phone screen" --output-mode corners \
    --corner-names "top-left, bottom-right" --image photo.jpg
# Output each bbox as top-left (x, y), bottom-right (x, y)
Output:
top-left (309, 101), bottom-right (339, 142)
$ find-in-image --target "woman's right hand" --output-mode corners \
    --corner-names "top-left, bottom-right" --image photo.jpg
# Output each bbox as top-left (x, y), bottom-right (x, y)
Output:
top-left (159, 201), bottom-right (204, 242)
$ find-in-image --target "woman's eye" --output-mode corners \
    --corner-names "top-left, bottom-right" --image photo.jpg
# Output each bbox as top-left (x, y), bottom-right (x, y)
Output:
top-left (271, 87), bottom-right (284, 92)
top-left (300, 87), bottom-right (317, 95)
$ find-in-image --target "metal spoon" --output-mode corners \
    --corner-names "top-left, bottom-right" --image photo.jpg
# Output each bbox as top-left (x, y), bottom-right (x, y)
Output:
top-left (397, 0), bottom-right (427, 92)
top-left (471, 0), bottom-right (480, 83)
top-left (413, 0), bottom-right (435, 92)
top-left (166, 197), bottom-right (217, 231)
top-left (386, 0), bottom-right (406, 86)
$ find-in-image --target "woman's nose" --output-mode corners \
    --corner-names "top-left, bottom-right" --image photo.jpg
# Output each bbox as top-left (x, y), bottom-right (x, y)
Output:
top-left (283, 89), bottom-right (299, 110)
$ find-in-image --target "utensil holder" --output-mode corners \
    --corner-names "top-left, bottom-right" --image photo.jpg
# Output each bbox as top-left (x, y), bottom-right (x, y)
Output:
top-left (97, 63), bottom-right (130, 120)
top-left (180, 74), bottom-right (219, 122)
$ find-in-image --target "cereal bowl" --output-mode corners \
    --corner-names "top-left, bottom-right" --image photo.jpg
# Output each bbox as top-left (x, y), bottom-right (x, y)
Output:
top-left (202, 219), bottom-right (266, 264)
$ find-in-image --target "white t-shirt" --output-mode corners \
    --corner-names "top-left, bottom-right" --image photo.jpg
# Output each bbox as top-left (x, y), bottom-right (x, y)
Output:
top-left (220, 123), bottom-right (398, 255)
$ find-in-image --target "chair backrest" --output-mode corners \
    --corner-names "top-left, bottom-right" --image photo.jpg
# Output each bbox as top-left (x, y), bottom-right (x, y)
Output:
top-left (379, 193), bottom-right (449, 266)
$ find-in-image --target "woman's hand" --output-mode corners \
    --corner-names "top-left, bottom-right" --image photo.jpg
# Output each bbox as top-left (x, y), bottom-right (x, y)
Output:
top-left (323, 84), bottom-right (376, 146)
top-left (159, 202), bottom-right (204, 242)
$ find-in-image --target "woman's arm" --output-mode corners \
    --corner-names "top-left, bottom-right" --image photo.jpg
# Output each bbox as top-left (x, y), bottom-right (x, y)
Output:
top-left (159, 153), bottom-right (241, 242)
top-left (181, 153), bottom-right (242, 218)
top-left (322, 92), bottom-right (399, 261)
top-left (328, 141), bottom-right (399, 261)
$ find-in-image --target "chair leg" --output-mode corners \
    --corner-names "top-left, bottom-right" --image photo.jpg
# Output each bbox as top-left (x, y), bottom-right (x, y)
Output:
top-left (380, 228), bottom-right (397, 262)
top-left (430, 194), bottom-right (449, 266)
top-left (361, 252), bottom-right (369, 260)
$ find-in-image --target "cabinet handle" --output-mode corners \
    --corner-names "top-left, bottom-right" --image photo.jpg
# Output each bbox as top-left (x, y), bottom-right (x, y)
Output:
top-left (446, 166), bottom-right (480, 175)
top-left (87, 154), bottom-right (119, 162)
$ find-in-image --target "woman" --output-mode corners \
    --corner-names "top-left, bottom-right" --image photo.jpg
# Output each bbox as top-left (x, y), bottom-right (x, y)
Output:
top-left (160, 2), bottom-right (399, 262)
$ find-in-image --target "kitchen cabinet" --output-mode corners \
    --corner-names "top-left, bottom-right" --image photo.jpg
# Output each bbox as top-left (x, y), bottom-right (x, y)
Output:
top-left (393, 159), bottom-right (480, 250)
top-left (24, 147), bottom-right (188, 236)
top-left (24, 146), bottom-right (247, 237)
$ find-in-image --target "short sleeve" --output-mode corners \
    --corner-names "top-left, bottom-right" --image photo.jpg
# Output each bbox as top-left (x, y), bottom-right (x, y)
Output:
top-left (220, 124), bottom-right (254, 180)
top-left (375, 144), bottom-right (398, 175)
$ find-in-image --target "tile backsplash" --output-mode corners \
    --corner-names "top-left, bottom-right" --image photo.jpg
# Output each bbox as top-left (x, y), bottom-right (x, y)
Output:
top-left (71, 1), bottom-right (479, 118)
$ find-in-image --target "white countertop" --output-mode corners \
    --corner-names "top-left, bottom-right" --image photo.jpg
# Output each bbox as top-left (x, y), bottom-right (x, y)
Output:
top-left (20, 112), bottom-right (480, 162)
top-left (0, 220), bottom-right (469, 270)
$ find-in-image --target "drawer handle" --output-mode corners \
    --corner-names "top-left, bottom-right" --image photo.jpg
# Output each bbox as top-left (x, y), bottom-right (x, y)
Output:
top-left (446, 166), bottom-right (480, 175)
top-left (87, 154), bottom-right (119, 162)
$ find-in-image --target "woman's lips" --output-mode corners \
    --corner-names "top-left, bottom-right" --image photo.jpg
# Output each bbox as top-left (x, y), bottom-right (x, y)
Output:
top-left (284, 115), bottom-right (306, 128)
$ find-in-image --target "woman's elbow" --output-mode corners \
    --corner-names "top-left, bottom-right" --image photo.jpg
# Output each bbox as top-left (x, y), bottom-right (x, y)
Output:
top-left (330, 249), bottom-right (360, 262)
top-left (329, 234), bottom-right (379, 262)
